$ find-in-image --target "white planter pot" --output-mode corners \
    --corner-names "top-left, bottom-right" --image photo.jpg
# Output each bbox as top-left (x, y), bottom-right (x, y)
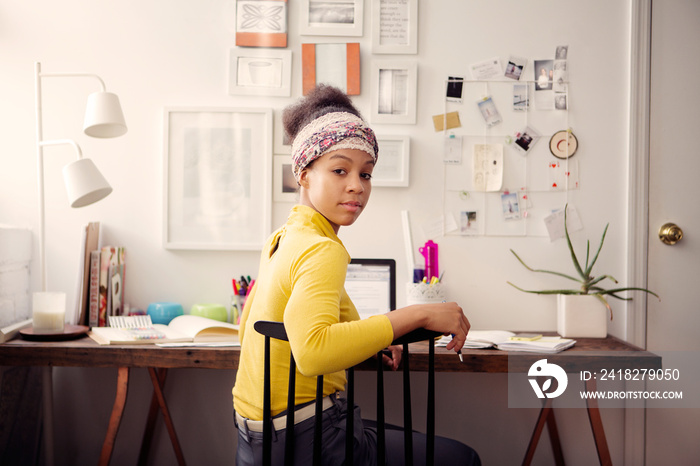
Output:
top-left (557, 294), bottom-right (608, 338)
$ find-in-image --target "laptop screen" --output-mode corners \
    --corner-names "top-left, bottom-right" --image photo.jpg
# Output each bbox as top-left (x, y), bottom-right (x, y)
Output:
top-left (345, 258), bottom-right (396, 319)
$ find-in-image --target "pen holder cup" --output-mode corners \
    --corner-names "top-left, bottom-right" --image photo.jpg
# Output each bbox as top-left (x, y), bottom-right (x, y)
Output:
top-left (406, 282), bottom-right (446, 306)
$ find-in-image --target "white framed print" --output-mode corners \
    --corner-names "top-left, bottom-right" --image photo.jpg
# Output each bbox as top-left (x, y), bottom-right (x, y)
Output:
top-left (373, 135), bottom-right (410, 187)
top-left (370, 60), bottom-right (417, 124)
top-left (273, 155), bottom-right (298, 202)
top-left (371, 0), bottom-right (418, 54)
top-left (163, 107), bottom-right (273, 250)
top-left (228, 48), bottom-right (292, 97)
top-left (300, 0), bottom-right (364, 36)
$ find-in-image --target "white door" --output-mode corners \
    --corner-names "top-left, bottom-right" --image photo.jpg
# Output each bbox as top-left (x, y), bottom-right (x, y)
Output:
top-left (646, 0), bottom-right (700, 463)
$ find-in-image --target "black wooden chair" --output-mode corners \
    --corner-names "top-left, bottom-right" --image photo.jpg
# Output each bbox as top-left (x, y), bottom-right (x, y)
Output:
top-left (253, 321), bottom-right (441, 466)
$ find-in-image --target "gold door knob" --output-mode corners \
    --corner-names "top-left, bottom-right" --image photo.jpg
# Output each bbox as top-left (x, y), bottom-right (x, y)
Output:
top-left (659, 223), bottom-right (683, 245)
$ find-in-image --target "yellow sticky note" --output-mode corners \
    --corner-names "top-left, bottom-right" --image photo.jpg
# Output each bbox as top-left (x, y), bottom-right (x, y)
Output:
top-left (432, 112), bottom-right (461, 132)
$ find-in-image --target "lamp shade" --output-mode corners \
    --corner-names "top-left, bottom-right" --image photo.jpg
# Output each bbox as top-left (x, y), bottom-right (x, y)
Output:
top-left (83, 91), bottom-right (127, 138)
top-left (62, 158), bottom-right (113, 207)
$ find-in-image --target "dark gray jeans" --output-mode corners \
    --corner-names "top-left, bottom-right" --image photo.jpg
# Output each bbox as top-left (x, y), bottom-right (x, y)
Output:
top-left (235, 395), bottom-right (480, 466)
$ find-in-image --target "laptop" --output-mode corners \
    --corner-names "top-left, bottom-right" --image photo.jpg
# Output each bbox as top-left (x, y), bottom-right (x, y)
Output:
top-left (345, 258), bottom-right (396, 319)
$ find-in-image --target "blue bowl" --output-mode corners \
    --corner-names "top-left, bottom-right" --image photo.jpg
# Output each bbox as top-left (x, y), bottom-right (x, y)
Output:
top-left (147, 302), bottom-right (183, 325)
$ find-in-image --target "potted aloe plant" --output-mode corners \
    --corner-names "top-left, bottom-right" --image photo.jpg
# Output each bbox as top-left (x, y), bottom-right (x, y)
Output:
top-left (507, 206), bottom-right (659, 338)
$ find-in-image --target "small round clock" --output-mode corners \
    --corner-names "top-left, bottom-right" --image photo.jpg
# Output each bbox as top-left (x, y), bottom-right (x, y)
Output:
top-left (549, 130), bottom-right (578, 159)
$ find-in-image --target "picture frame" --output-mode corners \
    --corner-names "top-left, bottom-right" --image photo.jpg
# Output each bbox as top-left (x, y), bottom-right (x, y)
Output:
top-left (163, 107), bottom-right (273, 250)
top-left (228, 48), bottom-right (292, 97)
top-left (302, 43), bottom-right (361, 95)
top-left (371, 0), bottom-right (418, 54)
top-left (370, 60), bottom-right (417, 124)
top-left (300, 0), bottom-right (364, 37)
top-left (273, 155), bottom-right (298, 202)
top-left (373, 135), bottom-right (410, 187)
top-left (235, 0), bottom-right (288, 48)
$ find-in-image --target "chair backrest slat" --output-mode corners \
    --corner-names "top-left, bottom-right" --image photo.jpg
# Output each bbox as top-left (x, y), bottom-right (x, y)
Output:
top-left (254, 320), bottom-right (440, 465)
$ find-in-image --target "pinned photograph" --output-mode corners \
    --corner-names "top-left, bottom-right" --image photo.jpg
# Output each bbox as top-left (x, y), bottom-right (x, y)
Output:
top-left (505, 55), bottom-right (527, 80)
top-left (446, 76), bottom-right (464, 102)
top-left (553, 59), bottom-right (568, 92)
top-left (554, 94), bottom-right (568, 110)
top-left (501, 192), bottom-right (521, 221)
top-left (513, 126), bottom-right (541, 154)
top-left (459, 211), bottom-right (478, 235)
top-left (513, 84), bottom-right (529, 111)
top-left (555, 45), bottom-right (569, 60)
top-left (477, 96), bottom-right (502, 127)
top-left (534, 59), bottom-right (554, 91)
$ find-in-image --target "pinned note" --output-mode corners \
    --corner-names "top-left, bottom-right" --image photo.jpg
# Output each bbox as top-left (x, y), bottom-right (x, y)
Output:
top-left (473, 144), bottom-right (503, 192)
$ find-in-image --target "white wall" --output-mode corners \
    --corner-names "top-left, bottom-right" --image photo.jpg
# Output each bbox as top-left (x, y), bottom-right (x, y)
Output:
top-left (0, 1), bottom-right (635, 464)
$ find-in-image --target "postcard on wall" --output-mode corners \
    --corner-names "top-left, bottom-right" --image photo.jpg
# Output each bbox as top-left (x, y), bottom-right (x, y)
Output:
top-left (472, 143), bottom-right (503, 192)
top-left (544, 204), bottom-right (583, 242)
top-left (470, 57), bottom-right (502, 80)
top-left (477, 96), bottom-right (502, 127)
top-left (505, 55), bottom-right (527, 80)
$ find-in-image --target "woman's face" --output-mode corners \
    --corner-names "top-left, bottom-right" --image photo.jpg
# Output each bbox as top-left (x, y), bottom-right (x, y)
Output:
top-left (298, 148), bottom-right (374, 233)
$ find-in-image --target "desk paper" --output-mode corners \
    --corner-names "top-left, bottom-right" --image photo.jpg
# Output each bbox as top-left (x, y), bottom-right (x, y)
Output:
top-left (473, 144), bottom-right (503, 192)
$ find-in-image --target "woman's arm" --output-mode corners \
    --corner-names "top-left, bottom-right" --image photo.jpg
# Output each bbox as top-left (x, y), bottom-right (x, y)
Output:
top-left (385, 302), bottom-right (471, 353)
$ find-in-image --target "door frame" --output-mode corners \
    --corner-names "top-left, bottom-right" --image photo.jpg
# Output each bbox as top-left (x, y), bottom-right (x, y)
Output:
top-left (625, 1), bottom-right (652, 465)
top-left (626, 0), bottom-right (652, 350)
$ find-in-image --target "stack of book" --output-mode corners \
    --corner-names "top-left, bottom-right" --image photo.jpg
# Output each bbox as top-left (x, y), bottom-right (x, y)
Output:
top-left (74, 222), bottom-right (126, 327)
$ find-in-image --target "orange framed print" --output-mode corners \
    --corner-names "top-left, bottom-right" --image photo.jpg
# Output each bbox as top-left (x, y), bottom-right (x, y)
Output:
top-left (301, 43), bottom-right (360, 95)
top-left (235, 0), bottom-right (288, 48)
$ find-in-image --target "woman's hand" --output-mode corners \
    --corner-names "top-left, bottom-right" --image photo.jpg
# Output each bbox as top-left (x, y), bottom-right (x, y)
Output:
top-left (386, 302), bottom-right (471, 354)
top-left (381, 345), bottom-right (402, 371)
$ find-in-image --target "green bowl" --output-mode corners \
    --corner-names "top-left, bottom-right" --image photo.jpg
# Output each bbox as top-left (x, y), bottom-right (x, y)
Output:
top-left (190, 303), bottom-right (228, 322)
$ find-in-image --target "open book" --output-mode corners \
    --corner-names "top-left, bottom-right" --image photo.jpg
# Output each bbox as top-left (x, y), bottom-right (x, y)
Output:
top-left (89, 315), bottom-right (239, 346)
top-left (437, 330), bottom-right (575, 354)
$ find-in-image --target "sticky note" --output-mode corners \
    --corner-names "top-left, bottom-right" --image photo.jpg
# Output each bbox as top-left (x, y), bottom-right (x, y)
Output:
top-left (432, 112), bottom-right (461, 132)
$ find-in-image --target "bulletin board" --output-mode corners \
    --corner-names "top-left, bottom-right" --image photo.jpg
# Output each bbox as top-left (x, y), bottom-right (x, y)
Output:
top-left (434, 49), bottom-right (577, 239)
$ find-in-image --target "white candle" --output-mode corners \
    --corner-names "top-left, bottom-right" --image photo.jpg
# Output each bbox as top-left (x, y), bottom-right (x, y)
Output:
top-left (32, 292), bottom-right (66, 334)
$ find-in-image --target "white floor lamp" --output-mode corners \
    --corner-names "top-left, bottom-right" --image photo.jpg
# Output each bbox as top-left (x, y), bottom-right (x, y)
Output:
top-left (34, 61), bottom-right (127, 465)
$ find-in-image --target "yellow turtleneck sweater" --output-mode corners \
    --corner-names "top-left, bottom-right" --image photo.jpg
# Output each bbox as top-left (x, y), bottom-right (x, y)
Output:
top-left (232, 205), bottom-right (394, 420)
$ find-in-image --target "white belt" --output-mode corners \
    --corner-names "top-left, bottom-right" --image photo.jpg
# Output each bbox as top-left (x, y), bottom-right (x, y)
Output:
top-left (236, 396), bottom-right (334, 433)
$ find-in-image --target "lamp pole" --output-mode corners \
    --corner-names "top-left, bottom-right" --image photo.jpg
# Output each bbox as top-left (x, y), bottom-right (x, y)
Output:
top-left (33, 61), bottom-right (124, 466)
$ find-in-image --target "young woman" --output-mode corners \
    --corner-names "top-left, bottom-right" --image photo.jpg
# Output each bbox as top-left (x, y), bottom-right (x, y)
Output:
top-left (233, 85), bottom-right (480, 465)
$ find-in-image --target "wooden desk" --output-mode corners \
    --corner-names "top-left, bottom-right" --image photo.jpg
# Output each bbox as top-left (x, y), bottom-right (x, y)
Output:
top-left (0, 335), bottom-right (660, 466)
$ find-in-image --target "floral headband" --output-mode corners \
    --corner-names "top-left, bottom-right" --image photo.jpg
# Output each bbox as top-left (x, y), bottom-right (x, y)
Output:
top-left (291, 112), bottom-right (379, 181)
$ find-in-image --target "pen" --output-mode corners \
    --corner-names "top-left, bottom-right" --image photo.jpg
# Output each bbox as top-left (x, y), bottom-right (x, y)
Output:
top-left (452, 334), bottom-right (464, 363)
